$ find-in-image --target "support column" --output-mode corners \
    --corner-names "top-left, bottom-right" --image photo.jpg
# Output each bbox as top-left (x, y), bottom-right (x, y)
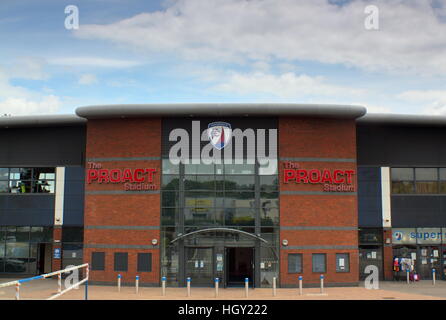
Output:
top-left (52, 167), bottom-right (65, 272)
top-left (52, 226), bottom-right (62, 271)
top-left (381, 167), bottom-right (393, 280)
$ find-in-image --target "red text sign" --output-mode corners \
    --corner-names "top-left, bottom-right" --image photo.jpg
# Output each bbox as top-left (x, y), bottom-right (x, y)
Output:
top-left (87, 162), bottom-right (158, 190)
top-left (282, 161), bottom-right (356, 192)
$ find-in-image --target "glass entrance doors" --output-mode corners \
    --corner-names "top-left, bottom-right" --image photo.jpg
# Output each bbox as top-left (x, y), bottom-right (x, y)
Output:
top-left (185, 247), bottom-right (214, 287)
top-left (183, 245), bottom-right (257, 287)
top-left (418, 246), bottom-right (441, 280)
top-left (226, 247), bottom-right (254, 287)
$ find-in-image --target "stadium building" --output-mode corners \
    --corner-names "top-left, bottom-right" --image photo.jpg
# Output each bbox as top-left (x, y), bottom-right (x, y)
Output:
top-left (1, 103), bottom-right (446, 287)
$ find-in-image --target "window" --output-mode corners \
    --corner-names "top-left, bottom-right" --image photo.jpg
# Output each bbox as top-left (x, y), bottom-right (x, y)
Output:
top-left (336, 253), bottom-right (350, 272)
top-left (62, 227), bottom-right (83, 243)
top-left (391, 167), bottom-right (446, 194)
top-left (391, 168), bottom-right (414, 194)
top-left (137, 253), bottom-right (152, 272)
top-left (114, 252), bottom-right (128, 271)
top-left (160, 159), bottom-right (279, 228)
top-left (0, 168), bottom-right (56, 194)
top-left (312, 254), bottom-right (326, 273)
top-left (92, 252), bottom-right (105, 271)
top-left (358, 228), bottom-right (382, 244)
top-left (415, 168), bottom-right (438, 194)
top-left (440, 168), bottom-right (446, 193)
top-left (288, 253), bottom-right (302, 273)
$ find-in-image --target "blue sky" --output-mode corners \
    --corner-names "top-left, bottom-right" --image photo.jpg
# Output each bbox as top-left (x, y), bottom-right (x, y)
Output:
top-left (0, 0), bottom-right (446, 115)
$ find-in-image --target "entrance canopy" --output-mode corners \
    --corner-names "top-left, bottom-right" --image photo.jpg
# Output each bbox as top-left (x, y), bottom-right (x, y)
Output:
top-left (170, 227), bottom-right (269, 244)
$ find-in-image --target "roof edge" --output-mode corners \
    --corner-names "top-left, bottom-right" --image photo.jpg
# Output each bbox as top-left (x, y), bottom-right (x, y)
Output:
top-left (75, 103), bottom-right (367, 120)
top-left (0, 114), bottom-right (86, 128)
top-left (357, 113), bottom-right (446, 126)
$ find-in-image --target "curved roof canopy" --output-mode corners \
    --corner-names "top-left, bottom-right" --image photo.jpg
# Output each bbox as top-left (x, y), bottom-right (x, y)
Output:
top-left (357, 113), bottom-right (446, 126)
top-left (75, 103), bottom-right (366, 119)
top-left (0, 114), bottom-right (86, 128)
top-left (170, 227), bottom-right (269, 244)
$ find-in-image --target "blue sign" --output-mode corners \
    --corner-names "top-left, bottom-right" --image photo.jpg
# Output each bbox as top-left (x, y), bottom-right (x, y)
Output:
top-left (53, 248), bottom-right (61, 259)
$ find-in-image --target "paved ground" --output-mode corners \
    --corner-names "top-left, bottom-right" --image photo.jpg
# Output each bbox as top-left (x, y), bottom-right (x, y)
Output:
top-left (0, 278), bottom-right (445, 300)
top-left (377, 280), bottom-right (446, 299)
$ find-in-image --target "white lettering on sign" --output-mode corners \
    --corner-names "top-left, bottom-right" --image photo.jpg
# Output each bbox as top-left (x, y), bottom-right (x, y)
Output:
top-left (168, 121), bottom-right (277, 174)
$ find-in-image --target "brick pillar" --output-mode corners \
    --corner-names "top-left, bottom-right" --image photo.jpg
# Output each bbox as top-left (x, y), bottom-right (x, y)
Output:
top-left (383, 228), bottom-right (394, 280)
top-left (52, 226), bottom-right (62, 271)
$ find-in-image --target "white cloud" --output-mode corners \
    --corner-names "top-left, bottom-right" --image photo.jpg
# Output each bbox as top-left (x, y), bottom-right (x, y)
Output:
top-left (78, 73), bottom-right (98, 85)
top-left (0, 70), bottom-right (61, 115)
top-left (398, 89), bottom-right (446, 115)
top-left (0, 95), bottom-right (61, 116)
top-left (8, 57), bottom-right (48, 80)
top-left (48, 57), bottom-right (142, 68)
top-left (74, 0), bottom-right (446, 74)
top-left (212, 71), bottom-right (365, 99)
top-left (353, 102), bottom-right (392, 113)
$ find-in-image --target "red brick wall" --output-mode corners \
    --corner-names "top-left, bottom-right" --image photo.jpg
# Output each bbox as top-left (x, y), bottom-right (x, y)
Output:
top-left (83, 118), bottom-right (162, 285)
top-left (383, 228), bottom-right (394, 280)
top-left (51, 226), bottom-right (62, 271)
top-left (279, 117), bottom-right (359, 286)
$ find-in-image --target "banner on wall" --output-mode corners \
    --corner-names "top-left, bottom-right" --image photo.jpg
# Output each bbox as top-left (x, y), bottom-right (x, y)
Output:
top-left (392, 228), bottom-right (443, 244)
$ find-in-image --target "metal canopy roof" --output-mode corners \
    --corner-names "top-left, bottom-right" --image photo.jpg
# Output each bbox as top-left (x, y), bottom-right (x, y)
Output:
top-left (357, 113), bottom-right (446, 126)
top-left (75, 103), bottom-right (367, 119)
top-left (0, 114), bottom-right (86, 128)
top-left (2, 105), bottom-right (446, 128)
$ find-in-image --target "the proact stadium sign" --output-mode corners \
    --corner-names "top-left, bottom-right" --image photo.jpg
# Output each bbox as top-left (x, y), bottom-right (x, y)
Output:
top-left (86, 162), bottom-right (157, 191)
top-left (282, 161), bottom-right (355, 192)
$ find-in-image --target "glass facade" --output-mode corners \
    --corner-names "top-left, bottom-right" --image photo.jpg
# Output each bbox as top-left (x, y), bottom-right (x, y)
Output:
top-left (391, 167), bottom-right (446, 194)
top-left (0, 226), bottom-right (52, 273)
top-left (0, 168), bottom-right (55, 194)
top-left (161, 159), bottom-right (279, 287)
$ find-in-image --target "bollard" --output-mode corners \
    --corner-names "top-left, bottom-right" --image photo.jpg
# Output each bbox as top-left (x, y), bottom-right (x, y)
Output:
top-left (245, 277), bottom-right (249, 298)
top-left (320, 275), bottom-right (324, 294)
top-left (136, 275), bottom-right (139, 294)
top-left (15, 282), bottom-right (20, 300)
top-left (187, 277), bottom-right (191, 297)
top-left (215, 278), bottom-right (219, 298)
top-left (58, 273), bottom-right (62, 293)
top-left (117, 274), bottom-right (122, 292)
top-left (85, 265), bottom-right (89, 300)
top-left (162, 276), bottom-right (166, 296)
top-left (85, 279), bottom-right (88, 300)
top-left (433, 269), bottom-right (436, 286)
top-left (272, 277), bottom-right (276, 297)
top-left (298, 276), bottom-right (303, 295)
top-left (406, 269), bottom-right (410, 284)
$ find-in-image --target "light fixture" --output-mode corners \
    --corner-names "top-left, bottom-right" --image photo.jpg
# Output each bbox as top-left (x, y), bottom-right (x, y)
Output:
top-left (152, 239), bottom-right (158, 245)
top-left (282, 239), bottom-right (288, 246)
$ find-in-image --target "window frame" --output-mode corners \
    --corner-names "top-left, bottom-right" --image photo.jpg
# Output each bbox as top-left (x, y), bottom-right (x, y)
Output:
top-left (312, 253), bottom-right (327, 273)
top-left (137, 252), bottom-right (153, 272)
top-left (0, 167), bottom-right (56, 194)
top-left (114, 252), bottom-right (128, 272)
top-left (335, 253), bottom-right (350, 273)
top-left (390, 167), bottom-right (446, 195)
top-left (287, 253), bottom-right (303, 274)
top-left (91, 252), bottom-right (106, 271)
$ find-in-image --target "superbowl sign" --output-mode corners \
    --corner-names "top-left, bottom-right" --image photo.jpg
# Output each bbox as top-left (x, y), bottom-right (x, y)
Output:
top-left (207, 122), bottom-right (232, 150)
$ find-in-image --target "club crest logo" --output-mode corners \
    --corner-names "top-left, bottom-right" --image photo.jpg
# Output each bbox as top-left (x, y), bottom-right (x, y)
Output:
top-left (394, 231), bottom-right (403, 241)
top-left (207, 122), bottom-right (232, 150)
